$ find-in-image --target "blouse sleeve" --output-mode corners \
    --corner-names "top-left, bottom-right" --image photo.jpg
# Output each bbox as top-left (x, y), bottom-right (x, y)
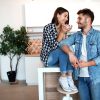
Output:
top-left (43, 24), bottom-right (59, 49)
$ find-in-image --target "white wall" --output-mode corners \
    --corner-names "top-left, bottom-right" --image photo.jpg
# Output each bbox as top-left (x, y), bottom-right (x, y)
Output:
top-left (0, 0), bottom-right (32, 33)
top-left (0, 0), bottom-right (32, 80)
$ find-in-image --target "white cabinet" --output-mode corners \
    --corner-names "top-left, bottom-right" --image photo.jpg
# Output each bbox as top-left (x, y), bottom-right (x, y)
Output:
top-left (25, 56), bottom-right (43, 85)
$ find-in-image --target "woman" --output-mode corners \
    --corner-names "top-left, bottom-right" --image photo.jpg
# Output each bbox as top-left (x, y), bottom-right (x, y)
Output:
top-left (40, 7), bottom-right (77, 92)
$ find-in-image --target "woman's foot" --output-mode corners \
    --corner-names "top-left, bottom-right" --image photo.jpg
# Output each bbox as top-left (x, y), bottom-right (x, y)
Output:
top-left (59, 76), bottom-right (71, 92)
top-left (67, 76), bottom-right (78, 92)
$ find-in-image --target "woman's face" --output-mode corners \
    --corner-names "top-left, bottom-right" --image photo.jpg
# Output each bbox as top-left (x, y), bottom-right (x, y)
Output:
top-left (57, 12), bottom-right (68, 25)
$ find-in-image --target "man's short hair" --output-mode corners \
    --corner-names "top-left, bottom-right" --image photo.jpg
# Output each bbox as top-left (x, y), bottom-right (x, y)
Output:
top-left (77, 8), bottom-right (94, 23)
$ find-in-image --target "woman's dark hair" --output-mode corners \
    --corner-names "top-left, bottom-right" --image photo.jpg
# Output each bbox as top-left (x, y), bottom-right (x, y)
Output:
top-left (77, 8), bottom-right (94, 23)
top-left (51, 7), bottom-right (69, 25)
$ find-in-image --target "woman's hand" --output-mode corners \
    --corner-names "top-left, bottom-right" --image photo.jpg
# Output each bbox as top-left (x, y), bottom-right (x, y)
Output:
top-left (57, 24), bottom-right (72, 42)
top-left (62, 24), bottom-right (72, 33)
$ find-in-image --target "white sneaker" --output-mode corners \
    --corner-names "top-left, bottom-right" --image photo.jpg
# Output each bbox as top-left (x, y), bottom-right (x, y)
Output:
top-left (59, 77), bottom-right (71, 92)
top-left (67, 77), bottom-right (78, 92)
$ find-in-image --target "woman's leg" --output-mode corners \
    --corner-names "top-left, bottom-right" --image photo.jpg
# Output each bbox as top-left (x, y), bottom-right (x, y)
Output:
top-left (58, 48), bottom-right (74, 74)
top-left (48, 48), bottom-right (73, 72)
top-left (47, 49), bottom-right (59, 66)
top-left (58, 48), bottom-right (77, 91)
top-left (47, 48), bottom-right (67, 76)
top-left (47, 48), bottom-right (71, 91)
top-left (58, 48), bottom-right (76, 91)
top-left (47, 48), bottom-right (68, 77)
top-left (47, 48), bottom-right (77, 91)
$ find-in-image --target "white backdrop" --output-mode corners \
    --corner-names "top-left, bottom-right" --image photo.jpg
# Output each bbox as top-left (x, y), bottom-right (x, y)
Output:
top-left (25, 0), bottom-right (100, 31)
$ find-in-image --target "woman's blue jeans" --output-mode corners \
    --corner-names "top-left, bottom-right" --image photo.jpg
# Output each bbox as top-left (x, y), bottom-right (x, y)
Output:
top-left (78, 77), bottom-right (100, 100)
top-left (47, 48), bottom-right (73, 73)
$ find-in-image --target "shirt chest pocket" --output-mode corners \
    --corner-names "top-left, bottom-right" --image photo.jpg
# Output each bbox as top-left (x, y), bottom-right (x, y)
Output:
top-left (75, 40), bottom-right (81, 51)
top-left (89, 41), bottom-right (97, 53)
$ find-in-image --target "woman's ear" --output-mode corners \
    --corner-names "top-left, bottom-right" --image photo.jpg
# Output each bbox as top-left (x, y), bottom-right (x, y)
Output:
top-left (57, 13), bottom-right (60, 19)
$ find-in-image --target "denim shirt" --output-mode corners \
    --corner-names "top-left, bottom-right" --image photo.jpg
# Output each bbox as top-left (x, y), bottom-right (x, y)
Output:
top-left (60, 28), bottom-right (100, 81)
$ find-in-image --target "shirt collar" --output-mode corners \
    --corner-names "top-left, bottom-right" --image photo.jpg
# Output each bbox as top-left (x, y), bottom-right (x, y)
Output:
top-left (79, 27), bottom-right (94, 36)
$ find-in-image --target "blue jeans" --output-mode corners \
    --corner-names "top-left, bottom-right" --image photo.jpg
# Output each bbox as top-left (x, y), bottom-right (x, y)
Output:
top-left (47, 48), bottom-right (73, 73)
top-left (78, 77), bottom-right (100, 100)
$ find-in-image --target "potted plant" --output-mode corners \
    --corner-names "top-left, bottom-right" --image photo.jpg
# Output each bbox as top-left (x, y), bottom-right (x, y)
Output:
top-left (0, 25), bottom-right (29, 83)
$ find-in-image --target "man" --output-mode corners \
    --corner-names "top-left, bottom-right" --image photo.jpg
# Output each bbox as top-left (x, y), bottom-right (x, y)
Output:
top-left (59, 8), bottom-right (100, 100)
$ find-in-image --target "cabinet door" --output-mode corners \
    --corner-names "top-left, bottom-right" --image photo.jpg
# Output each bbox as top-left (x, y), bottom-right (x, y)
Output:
top-left (25, 56), bottom-right (43, 85)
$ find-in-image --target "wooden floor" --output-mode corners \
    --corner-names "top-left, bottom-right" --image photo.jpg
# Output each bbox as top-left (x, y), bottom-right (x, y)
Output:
top-left (0, 81), bottom-right (39, 100)
top-left (0, 81), bottom-right (79, 100)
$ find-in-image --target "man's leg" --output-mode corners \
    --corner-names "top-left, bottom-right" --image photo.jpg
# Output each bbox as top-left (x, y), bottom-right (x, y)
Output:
top-left (91, 80), bottom-right (100, 100)
top-left (78, 77), bottom-right (91, 100)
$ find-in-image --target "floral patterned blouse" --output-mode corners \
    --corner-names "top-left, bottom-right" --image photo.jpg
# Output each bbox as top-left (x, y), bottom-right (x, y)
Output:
top-left (40, 23), bottom-right (59, 66)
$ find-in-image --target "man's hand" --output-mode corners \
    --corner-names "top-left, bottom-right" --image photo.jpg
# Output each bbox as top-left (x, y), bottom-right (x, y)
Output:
top-left (68, 53), bottom-right (79, 68)
top-left (79, 60), bottom-right (88, 68)
top-left (79, 60), bottom-right (96, 68)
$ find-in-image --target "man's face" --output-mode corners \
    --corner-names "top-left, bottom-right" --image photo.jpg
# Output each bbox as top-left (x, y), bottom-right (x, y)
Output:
top-left (77, 14), bottom-right (89, 29)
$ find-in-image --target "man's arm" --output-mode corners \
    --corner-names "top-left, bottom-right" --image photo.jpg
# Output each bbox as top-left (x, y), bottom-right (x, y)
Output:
top-left (79, 60), bottom-right (96, 68)
top-left (59, 33), bottom-right (79, 68)
top-left (62, 45), bottom-right (79, 68)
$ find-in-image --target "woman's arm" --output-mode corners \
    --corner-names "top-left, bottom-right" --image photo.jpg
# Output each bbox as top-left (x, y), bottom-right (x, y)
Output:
top-left (43, 24), bottom-right (59, 49)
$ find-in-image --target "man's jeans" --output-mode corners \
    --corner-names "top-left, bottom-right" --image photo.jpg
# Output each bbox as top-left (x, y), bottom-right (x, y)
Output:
top-left (47, 48), bottom-right (73, 73)
top-left (78, 77), bottom-right (100, 100)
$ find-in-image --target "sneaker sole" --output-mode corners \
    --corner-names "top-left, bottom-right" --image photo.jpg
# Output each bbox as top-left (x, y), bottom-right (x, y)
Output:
top-left (70, 88), bottom-right (78, 92)
top-left (59, 83), bottom-right (72, 92)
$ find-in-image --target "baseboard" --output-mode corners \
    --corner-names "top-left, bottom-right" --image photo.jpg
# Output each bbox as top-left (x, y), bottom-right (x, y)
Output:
top-left (1, 80), bottom-right (26, 85)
